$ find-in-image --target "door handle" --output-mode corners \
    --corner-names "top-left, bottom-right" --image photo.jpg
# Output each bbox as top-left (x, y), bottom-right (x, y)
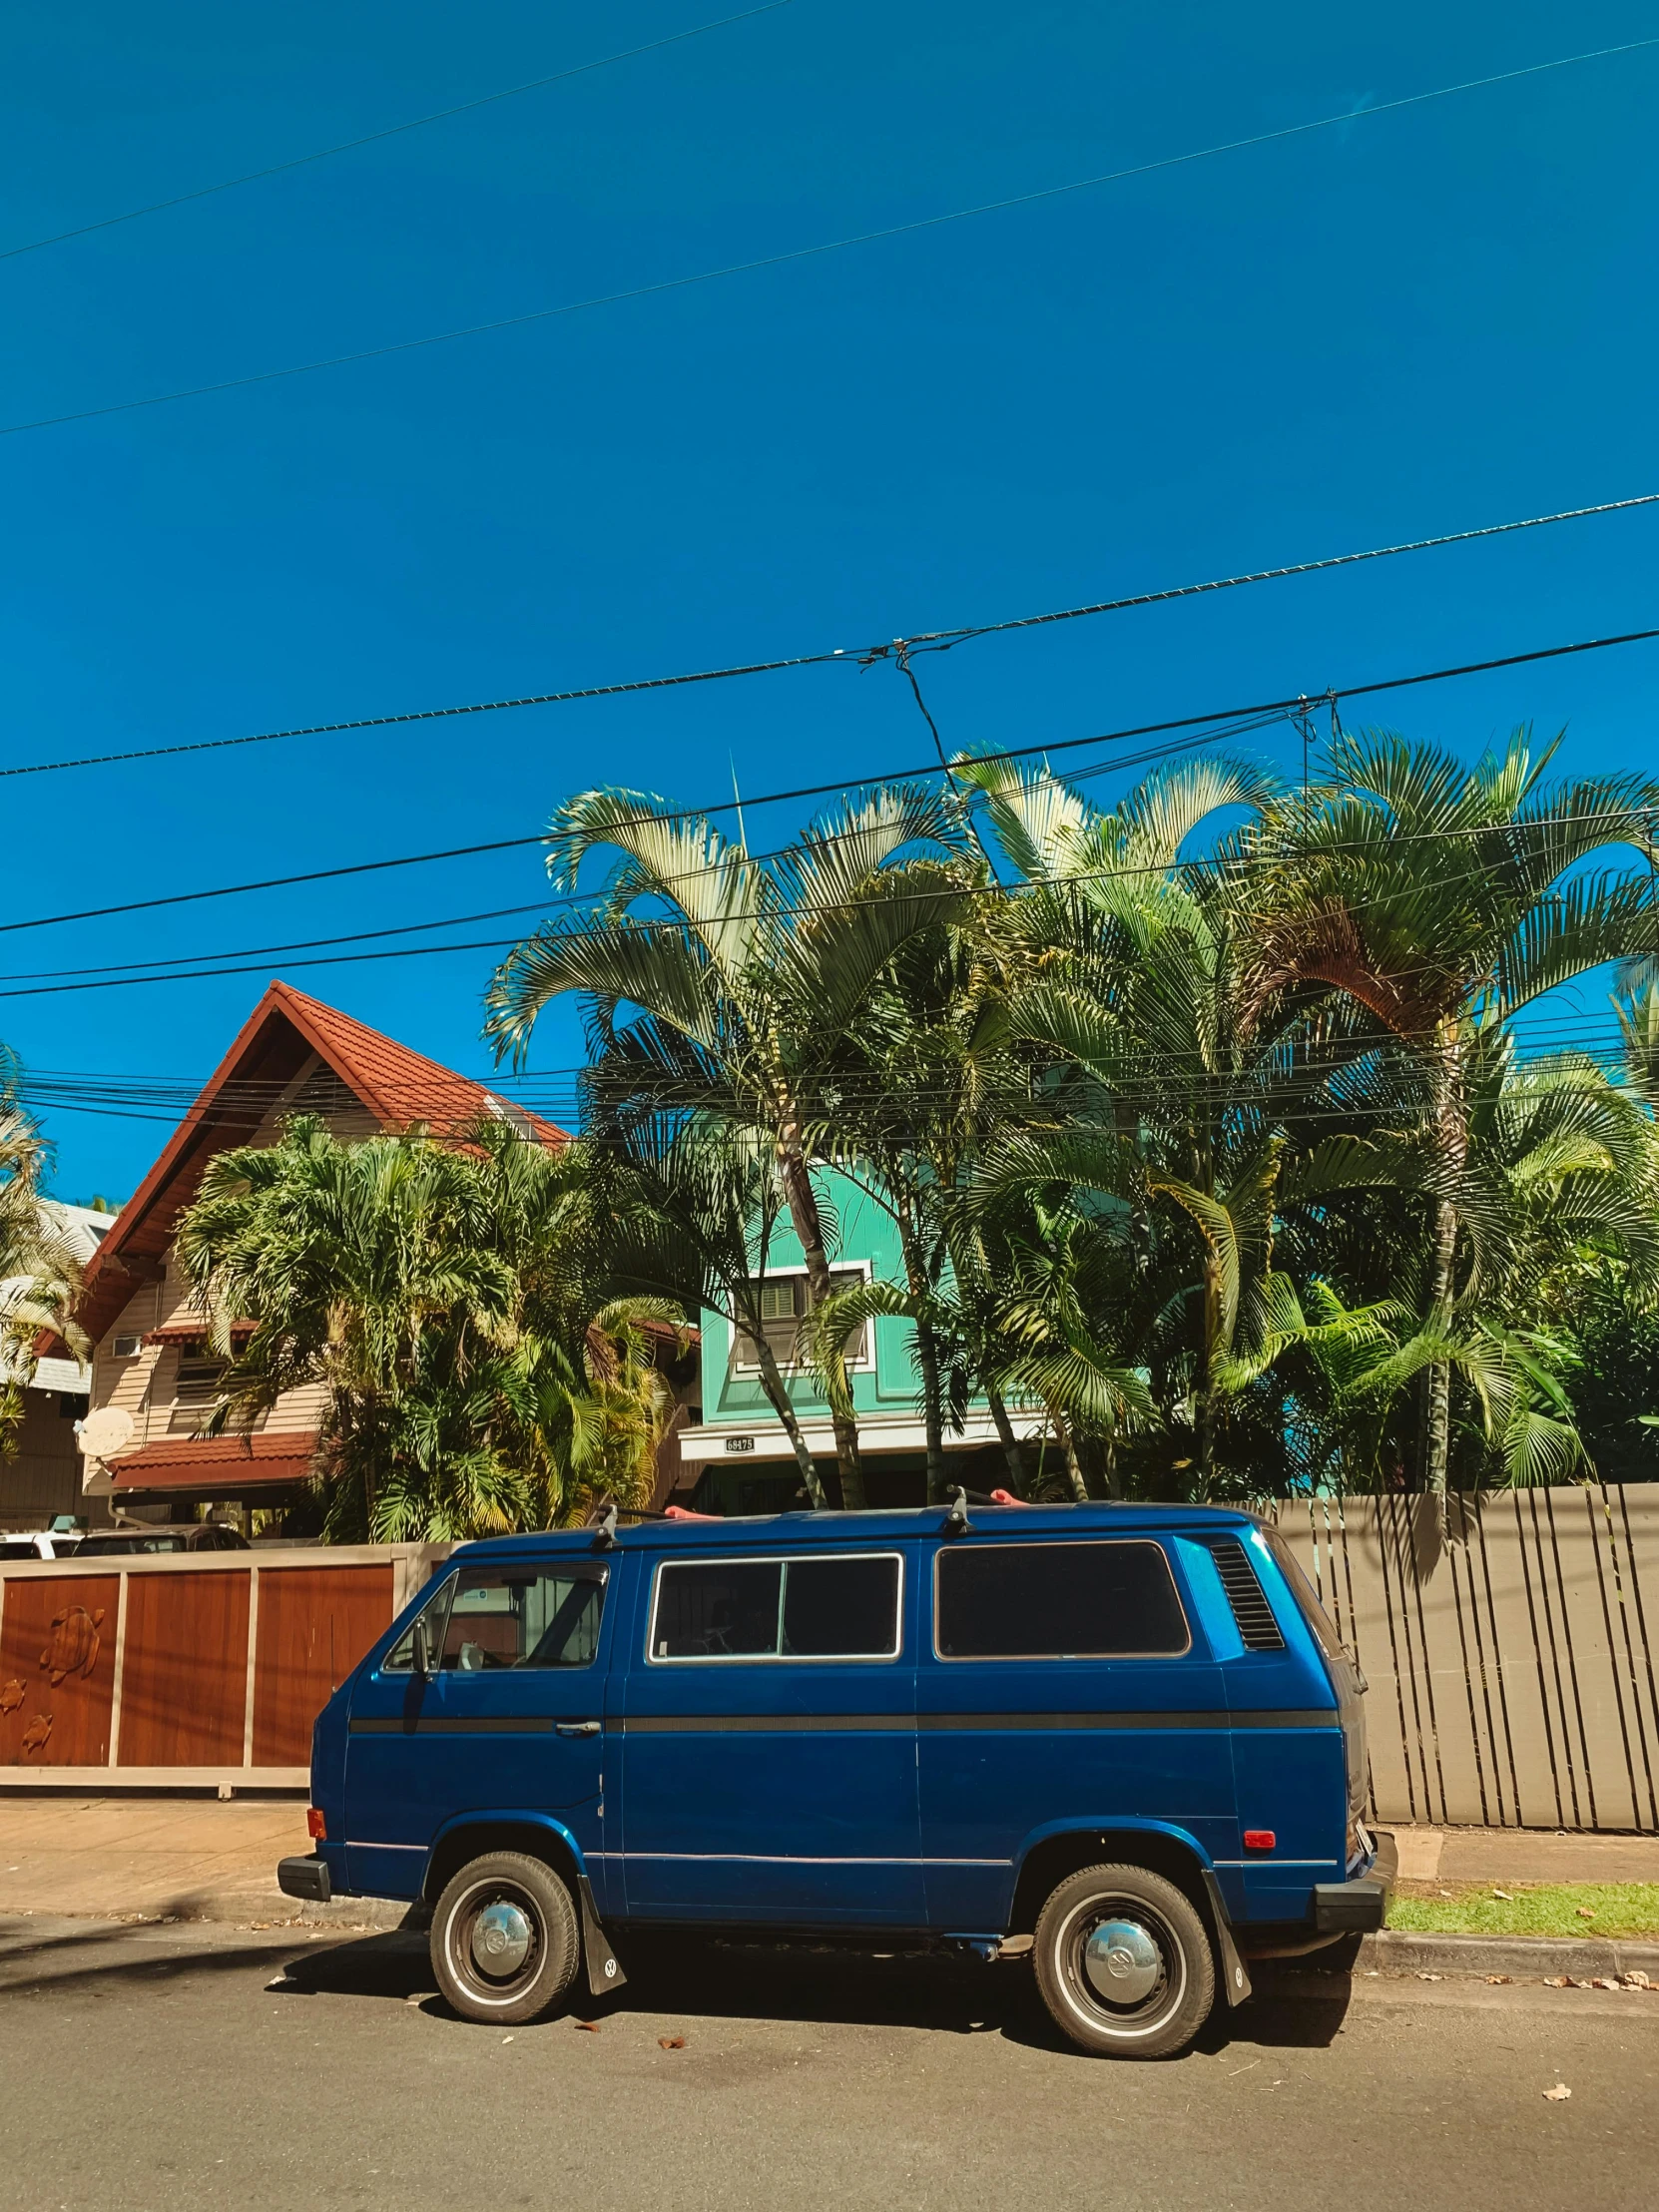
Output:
top-left (555, 1720), bottom-right (602, 1737)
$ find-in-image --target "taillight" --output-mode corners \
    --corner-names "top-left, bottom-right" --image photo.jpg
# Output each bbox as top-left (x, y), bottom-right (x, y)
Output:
top-left (306, 1807), bottom-right (327, 1841)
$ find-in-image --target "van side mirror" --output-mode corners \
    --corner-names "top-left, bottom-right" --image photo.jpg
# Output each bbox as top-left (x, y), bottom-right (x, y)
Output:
top-left (411, 1618), bottom-right (434, 1677)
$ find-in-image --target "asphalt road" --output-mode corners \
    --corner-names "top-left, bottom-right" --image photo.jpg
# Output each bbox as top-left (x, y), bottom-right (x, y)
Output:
top-left (2, 1914), bottom-right (1655, 2212)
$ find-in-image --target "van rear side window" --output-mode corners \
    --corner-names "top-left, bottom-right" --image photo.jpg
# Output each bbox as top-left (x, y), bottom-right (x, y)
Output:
top-left (935, 1540), bottom-right (1189, 1659)
top-left (651, 1553), bottom-right (901, 1661)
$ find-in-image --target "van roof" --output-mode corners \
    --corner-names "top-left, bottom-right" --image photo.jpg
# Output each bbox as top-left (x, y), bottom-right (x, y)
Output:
top-left (449, 1500), bottom-right (1265, 1563)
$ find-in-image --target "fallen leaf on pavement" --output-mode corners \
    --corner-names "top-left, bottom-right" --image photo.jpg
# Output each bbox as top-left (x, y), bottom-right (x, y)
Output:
top-left (574, 2020), bottom-right (601, 2032)
top-left (659, 2035), bottom-right (686, 2049)
top-left (1485, 1974), bottom-right (1512, 1984)
top-left (1491, 1889), bottom-right (1512, 1902)
top-left (1622, 1970), bottom-right (1651, 1989)
top-left (1542, 1976), bottom-right (1569, 1987)
top-left (1542, 2083), bottom-right (1571, 2102)
top-left (1415, 1971), bottom-right (1443, 1982)
top-left (502, 2035), bottom-right (514, 2044)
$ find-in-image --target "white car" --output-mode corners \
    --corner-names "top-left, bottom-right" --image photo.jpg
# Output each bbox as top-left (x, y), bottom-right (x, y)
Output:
top-left (0, 1530), bottom-right (81, 1561)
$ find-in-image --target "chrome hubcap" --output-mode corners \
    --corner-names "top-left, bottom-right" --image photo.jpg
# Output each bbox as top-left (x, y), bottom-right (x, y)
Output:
top-left (1083, 1917), bottom-right (1161, 2006)
top-left (470, 1900), bottom-right (533, 1978)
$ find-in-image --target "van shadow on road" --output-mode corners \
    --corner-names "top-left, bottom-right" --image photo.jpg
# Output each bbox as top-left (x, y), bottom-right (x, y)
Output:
top-left (276, 1927), bottom-right (1352, 2058)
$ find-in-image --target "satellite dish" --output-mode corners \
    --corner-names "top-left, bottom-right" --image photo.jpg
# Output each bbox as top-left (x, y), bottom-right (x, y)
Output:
top-left (77, 1406), bottom-right (134, 1459)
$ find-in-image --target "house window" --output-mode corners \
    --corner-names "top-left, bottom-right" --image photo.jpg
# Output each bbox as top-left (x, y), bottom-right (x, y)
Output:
top-left (112, 1335), bottom-right (141, 1360)
top-left (174, 1357), bottom-right (227, 1408)
top-left (735, 1267), bottom-right (870, 1372)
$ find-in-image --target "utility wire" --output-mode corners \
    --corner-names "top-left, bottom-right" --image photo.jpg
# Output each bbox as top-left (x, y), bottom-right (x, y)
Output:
top-left (0, 716), bottom-right (1294, 989)
top-left (12, 1013), bottom-right (1641, 1111)
top-left (3, 784), bottom-right (1658, 1001)
top-left (4, 36), bottom-right (1653, 438)
top-left (0, 3), bottom-right (800, 265)
top-left (2, 613), bottom-right (1657, 946)
top-left (1, 495), bottom-right (1653, 786)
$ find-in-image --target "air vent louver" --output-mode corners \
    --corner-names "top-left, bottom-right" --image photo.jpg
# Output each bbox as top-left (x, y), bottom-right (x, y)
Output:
top-left (1211, 1539), bottom-right (1285, 1651)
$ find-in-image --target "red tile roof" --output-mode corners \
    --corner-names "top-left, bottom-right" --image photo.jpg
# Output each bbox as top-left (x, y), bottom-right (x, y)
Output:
top-left (107, 1430), bottom-right (318, 1493)
top-left (275, 984), bottom-right (563, 1143)
top-left (77, 980), bottom-right (567, 1346)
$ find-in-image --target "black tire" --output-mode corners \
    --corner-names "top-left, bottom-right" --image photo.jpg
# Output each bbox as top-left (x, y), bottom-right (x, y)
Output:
top-left (1032, 1863), bottom-right (1216, 2058)
top-left (430, 1851), bottom-right (581, 2025)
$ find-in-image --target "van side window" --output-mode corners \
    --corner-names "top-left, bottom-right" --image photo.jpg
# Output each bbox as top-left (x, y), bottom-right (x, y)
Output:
top-left (385, 1565), bottom-right (606, 1672)
top-left (651, 1554), bottom-right (901, 1661)
top-left (935, 1541), bottom-right (1189, 1659)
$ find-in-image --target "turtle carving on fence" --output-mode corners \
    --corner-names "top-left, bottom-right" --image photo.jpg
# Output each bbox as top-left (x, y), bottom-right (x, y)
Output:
top-left (40, 1604), bottom-right (105, 1687)
top-left (0, 1678), bottom-right (23, 1715)
top-left (19, 1712), bottom-right (52, 1754)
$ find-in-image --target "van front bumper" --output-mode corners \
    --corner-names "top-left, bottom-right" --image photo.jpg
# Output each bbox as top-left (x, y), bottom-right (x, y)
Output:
top-left (1312, 1829), bottom-right (1396, 1935)
top-left (277, 1854), bottom-right (332, 1905)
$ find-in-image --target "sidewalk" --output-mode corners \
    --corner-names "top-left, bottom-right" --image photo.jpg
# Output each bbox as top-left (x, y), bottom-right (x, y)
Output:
top-left (0, 1795), bottom-right (399, 1927)
top-left (1389, 1826), bottom-right (1659, 1884)
top-left (0, 1797), bottom-right (1655, 1926)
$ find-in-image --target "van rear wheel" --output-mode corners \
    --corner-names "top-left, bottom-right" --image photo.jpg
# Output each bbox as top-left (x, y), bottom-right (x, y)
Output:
top-left (1032, 1863), bottom-right (1215, 2058)
top-left (430, 1851), bottom-right (580, 2025)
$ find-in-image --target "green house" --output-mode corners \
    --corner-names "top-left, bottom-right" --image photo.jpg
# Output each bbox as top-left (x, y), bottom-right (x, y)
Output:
top-left (678, 1168), bottom-right (1041, 1514)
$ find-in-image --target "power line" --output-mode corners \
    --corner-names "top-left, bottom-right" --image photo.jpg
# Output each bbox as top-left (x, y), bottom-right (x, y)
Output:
top-left (4, 780), bottom-right (1658, 1003)
top-left (0, 3), bottom-right (800, 265)
top-left (0, 722), bottom-right (1263, 982)
top-left (3, 612), bottom-right (1658, 956)
top-left (896, 501), bottom-right (1659, 654)
top-left (6, 36), bottom-right (1653, 439)
top-left (15, 1024), bottom-right (1644, 1108)
top-left (2, 495), bottom-right (1653, 787)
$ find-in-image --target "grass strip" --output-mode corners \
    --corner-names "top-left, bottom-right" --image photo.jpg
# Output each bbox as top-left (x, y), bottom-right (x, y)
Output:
top-left (1386, 1882), bottom-right (1659, 1938)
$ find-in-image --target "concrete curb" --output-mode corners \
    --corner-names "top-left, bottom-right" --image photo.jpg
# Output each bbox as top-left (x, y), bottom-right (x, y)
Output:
top-left (1271, 1929), bottom-right (1659, 1981)
top-left (158, 1892), bottom-right (416, 1934)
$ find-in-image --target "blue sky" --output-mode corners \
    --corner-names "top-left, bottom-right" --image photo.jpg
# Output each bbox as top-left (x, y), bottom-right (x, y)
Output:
top-left (2, 1), bottom-right (1656, 1199)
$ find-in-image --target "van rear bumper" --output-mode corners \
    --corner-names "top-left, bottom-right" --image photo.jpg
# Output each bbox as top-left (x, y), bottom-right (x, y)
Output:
top-left (1312, 1829), bottom-right (1396, 1934)
top-left (277, 1854), bottom-right (332, 1905)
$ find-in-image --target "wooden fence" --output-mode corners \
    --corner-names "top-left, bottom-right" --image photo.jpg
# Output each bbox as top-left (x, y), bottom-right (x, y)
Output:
top-left (1270, 1485), bottom-right (1659, 1833)
top-left (0, 1546), bottom-right (448, 1789)
top-left (6, 1494), bottom-right (1658, 1826)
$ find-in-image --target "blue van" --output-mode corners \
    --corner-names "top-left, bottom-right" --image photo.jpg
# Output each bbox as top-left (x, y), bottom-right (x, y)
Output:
top-left (279, 1501), bottom-right (1394, 2058)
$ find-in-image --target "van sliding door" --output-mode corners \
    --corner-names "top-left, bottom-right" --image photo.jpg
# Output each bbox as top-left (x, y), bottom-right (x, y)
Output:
top-left (617, 1546), bottom-right (921, 1927)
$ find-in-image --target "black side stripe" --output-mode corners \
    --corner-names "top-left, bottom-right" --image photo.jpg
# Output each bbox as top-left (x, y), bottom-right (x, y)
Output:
top-left (350, 1709), bottom-right (1339, 1737)
top-left (617, 1710), bottom-right (1338, 1735)
top-left (349, 1717), bottom-right (556, 1735)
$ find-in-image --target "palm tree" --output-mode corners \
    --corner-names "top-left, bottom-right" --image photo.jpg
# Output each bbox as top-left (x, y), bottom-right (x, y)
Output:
top-left (601, 1111), bottom-right (836, 1505)
top-left (0, 1092), bottom-right (87, 1451)
top-left (484, 784), bottom-right (972, 1507)
top-left (1240, 725), bottom-right (1659, 1502)
top-left (175, 1114), bottom-right (680, 1539)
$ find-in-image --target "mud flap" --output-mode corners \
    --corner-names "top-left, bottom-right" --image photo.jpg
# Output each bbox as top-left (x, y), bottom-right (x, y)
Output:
top-left (578, 1875), bottom-right (627, 1997)
top-left (1201, 1870), bottom-right (1253, 2007)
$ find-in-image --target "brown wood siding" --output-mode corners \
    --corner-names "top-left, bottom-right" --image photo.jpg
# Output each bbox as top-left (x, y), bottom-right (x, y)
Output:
top-left (117, 1571), bottom-right (251, 1767)
top-left (252, 1564), bottom-right (392, 1766)
top-left (0, 1574), bottom-right (121, 1766)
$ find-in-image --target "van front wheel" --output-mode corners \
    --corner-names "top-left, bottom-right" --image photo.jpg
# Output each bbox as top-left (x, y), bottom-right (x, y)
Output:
top-left (430, 1851), bottom-right (580, 2025)
top-left (1032, 1863), bottom-right (1215, 2058)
